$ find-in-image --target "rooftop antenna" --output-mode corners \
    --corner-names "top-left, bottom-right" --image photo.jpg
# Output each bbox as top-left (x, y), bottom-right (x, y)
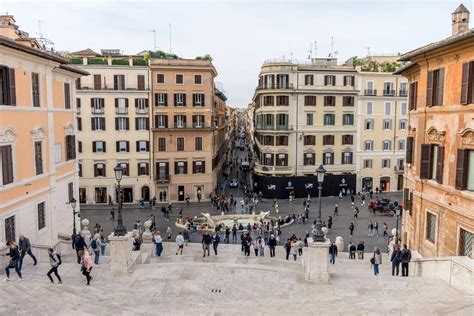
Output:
top-left (314, 41), bottom-right (317, 58)
top-left (290, 52), bottom-right (293, 62)
top-left (307, 41), bottom-right (312, 60)
top-left (330, 36), bottom-right (334, 58)
top-left (364, 46), bottom-right (371, 57)
top-left (169, 22), bottom-right (172, 53)
top-left (35, 19), bottom-right (54, 50)
top-left (149, 29), bottom-right (157, 51)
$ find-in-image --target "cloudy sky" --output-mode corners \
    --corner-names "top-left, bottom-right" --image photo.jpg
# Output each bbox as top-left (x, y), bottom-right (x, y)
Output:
top-left (3, 0), bottom-right (471, 107)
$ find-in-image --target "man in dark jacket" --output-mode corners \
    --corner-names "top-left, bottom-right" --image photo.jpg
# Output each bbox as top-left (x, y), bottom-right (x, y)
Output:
top-left (212, 232), bottom-right (221, 255)
top-left (401, 244), bottom-right (412, 277)
top-left (268, 235), bottom-right (277, 257)
top-left (202, 232), bottom-right (212, 257)
top-left (390, 245), bottom-right (402, 276)
top-left (18, 234), bottom-right (37, 269)
top-left (284, 239), bottom-right (291, 260)
top-left (1, 241), bottom-right (22, 281)
top-left (73, 233), bottom-right (86, 264)
top-left (357, 241), bottom-right (365, 259)
top-left (329, 242), bottom-right (338, 264)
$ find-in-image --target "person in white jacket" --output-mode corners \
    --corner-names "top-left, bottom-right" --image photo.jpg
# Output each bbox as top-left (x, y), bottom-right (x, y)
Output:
top-left (175, 232), bottom-right (185, 255)
top-left (46, 248), bottom-right (62, 284)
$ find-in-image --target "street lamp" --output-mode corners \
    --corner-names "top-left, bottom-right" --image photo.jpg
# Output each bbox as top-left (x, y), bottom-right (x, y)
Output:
top-left (70, 197), bottom-right (78, 237)
top-left (313, 164), bottom-right (326, 242)
top-left (395, 207), bottom-right (401, 245)
top-left (114, 163), bottom-right (127, 236)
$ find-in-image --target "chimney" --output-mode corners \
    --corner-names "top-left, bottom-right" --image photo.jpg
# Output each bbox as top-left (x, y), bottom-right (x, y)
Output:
top-left (452, 4), bottom-right (470, 35)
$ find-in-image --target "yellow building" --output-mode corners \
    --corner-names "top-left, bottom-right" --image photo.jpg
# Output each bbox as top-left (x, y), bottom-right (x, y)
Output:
top-left (70, 49), bottom-right (152, 204)
top-left (0, 16), bottom-right (86, 244)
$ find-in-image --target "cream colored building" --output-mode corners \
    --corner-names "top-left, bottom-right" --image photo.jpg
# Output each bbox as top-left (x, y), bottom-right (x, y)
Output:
top-left (71, 49), bottom-right (152, 204)
top-left (0, 15), bottom-right (86, 244)
top-left (252, 58), bottom-right (358, 198)
top-left (356, 65), bottom-right (408, 192)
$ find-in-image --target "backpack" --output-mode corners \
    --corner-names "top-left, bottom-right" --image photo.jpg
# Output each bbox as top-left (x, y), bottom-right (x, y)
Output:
top-left (91, 239), bottom-right (97, 249)
top-left (396, 251), bottom-right (403, 262)
top-left (56, 253), bottom-right (62, 266)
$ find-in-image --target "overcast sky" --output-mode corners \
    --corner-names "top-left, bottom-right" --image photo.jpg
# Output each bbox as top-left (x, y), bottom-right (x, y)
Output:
top-left (3, 0), bottom-right (472, 107)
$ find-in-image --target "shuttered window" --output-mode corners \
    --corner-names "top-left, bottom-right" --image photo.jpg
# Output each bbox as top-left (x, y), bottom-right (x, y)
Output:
top-left (65, 135), bottom-right (76, 160)
top-left (193, 161), bottom-right (206, 174)
top-left (64, 83), bottom-right (71, 109)
top-left (419, 144), bottom-right (432, 179)
top-left (158, 138), bottom-right (166, 151)
top-left (342, 96), bottom-right (354, 106)
top-left (304, 95), bottom-right (316, 106)
top-left (426, 69), bottom-right (444, 106)
top-left (304, 153), bottom-right (315, 165)
top-left (93, 74), bottom-right (102, 90)
top-left (175, 161), bottom-right (188, 174)
top-left (177, 137), bottom-right (184, 151)
top-left (324, 96), bottom-right (335, 106)
top-left (37, 202), bottom-right (46, 230)
top-left (455, 149), bottom-right (474, 190)
top-left (114, 75), bottom-right (125, 90)
top-left (304, 135), bottom-right (316, 146)
top-left (195, 137), bottom-right (203, 151)
top-left (426, 212), bottom-right (436, 243)
top-left (1, 145), bottom-right (14, 185)
top-left (137, 75), bottom-right (145, 90)
top-left (34, 141), bottom-right (43, 175)
top-left (406, 137), bottom-right (414, 164)
top-left (32, 73), bottom-right (40, 107)
top-left (459, 228), bottom-right (473, 257)
top-left (419, 144), bottom-right (444, 183)
top-left (0, 67), bottom-right (16, 106)
top-left (304, 75), bottom-right (314, 86)
top-left (461, 61), bottom-right (474, 105)
top-left (409, 81), bottom-right (418, 110)
top-left (323, 135), bottom-right (334, 145)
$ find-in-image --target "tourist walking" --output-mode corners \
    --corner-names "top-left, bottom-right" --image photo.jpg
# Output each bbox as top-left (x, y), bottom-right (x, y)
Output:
top-left (46, 248), bottom-right (62, 284)
top-left (183, 229), bottom-right (190, 246)
top-left (329, 242), bottom-right (338, 264)
top-left (371, 247), bottom-right (382, 276)
top-left (176, 232), bottom-right (185, 255)
top-left (2, 241), bottom-right (22, 281)
top-left (258, 237), bottom-right (265, 256)
top-left (401, 244), bottom-right (412, 277)
top-left (100, 233), bottom-right (107, 256)
top-left (374, 222), bottom-right (379, 237)
top-left (18, 234), bottom-right (37, 269)
top-left (390, 245), bottom-right (402, 276)
top-left (348, 242), bottom-right (356, 259)
top-left (383, 223), bottom-right (388, 237)
top-left (353, 207), bottom-right (359, 219)
top-left (232, 225), bottom-right (237, 243)
top-left (357, 241), bottom-right (365, 259)
top-left (73, 233), bottom-right (86, 264)
top-left (368, 221), bottom-right (374, 236)
top-left (153, 231), bottom-right (163, 256)
top-left (242, 232), bottom-right (252, 257)
top-left (202, 232), bottom-right (212, 257)
top-left (252, 239), bottom-right (259, 256)
top-left (79, 250), bottom-right (93, 285)
top-left (91, 233), bottom-right (101, 265)
top-left (333, 204), bottom-right (338, 216)
top-left (166, 226), bottom-right (172, 240)
top-left (110, 208), bottom-right (115, 221)
top-left (349, 222), bottom-right (354, 237)
top-left (268, 235), bottom-right (277, 257)
top-left (291, 240), bottom-right (298, 261)
top-left (284, 239), bottom-right (291, 260)
top-left (327, 216), bottom-right (333, 229)
top-left (212, 232), bottom-right (221, 255)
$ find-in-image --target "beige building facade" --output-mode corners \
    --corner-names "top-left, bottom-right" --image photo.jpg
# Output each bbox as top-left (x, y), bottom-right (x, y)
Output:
top-left (0, 16), bottom-right (86, 244)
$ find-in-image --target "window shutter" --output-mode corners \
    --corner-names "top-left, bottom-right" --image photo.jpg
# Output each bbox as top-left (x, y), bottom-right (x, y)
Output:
top-left (114, 75), bottom-right (118, 90)
top-left (351, 75), bottom-right (355, 87)
top-left (102, 118), bottom-right (106, 130)
top-left (164, 94), bottom-right (168, 106)
top-left (92, 141), bottom-right (96, 152)
top-left (116, 142), bottom-right (119, 152)
top-left (64, 83), bottom-right (71, 109)
top-left (324, 76), bottom-right (328, 86)
top-left (419, 144), bottom-right (432, 179)
top-left (94, 74), bottom-right (101, 90)
top-left (436, 146), bottom-right (444, 183)
top-left (126, 142), bottom-right (130, 152)
top-left (91, 118), bottom-right (96, 130)
top-left (115, 98), bottom-right (118, 108)
top-left (125, 98), bottom-right (129, 108)
top-left (406, 136), bottom-right (414, 164)
top-left (426, 71), bottom-right (434, 106)
top-left (174, 162), bottom-right (179, 174)
top-left (202, 161), bottom-right (206, 173)
top-left (126, 118), bottom-right (130, 130)
top-left (174, 94), bottom-right (177, 106)
top-left (413, 82), bottom-right (418, 109)
top-left (103, 142), bottom-right (106, 153)
top-left (94, 165), bottom-right (98, 177)
top-left (135, 118), bottom-right (139, 130)
top-left (437, 68), bottom-right (444, 105)
top-left (135, 98), bottom-right (138, 108)
top-left (8, 68), bottom-right (16, 105)
top-left (137, 75), bottom-right (145, 90)
top-left (145, 99), bottom-right (149, 107)
top-left (146, 141), bottom-right (149, 152)
top-left (183, 94), bottom-right (187, 106)
top-left (409, 83), bottom-right (414, 110)
top-left (136, 141), bottom-right (139, 151)
top-left (90, 98), bottom-right (94, 108)
top-left (164, 116), bottom-right (168, 128)
top-left (115, 118), bottom-right (119, 130)
top-left (202, 94), bottom-right (205, 107)
top-left (455, 149), bottom-right (468, 190)
top-left (1, 145), bottom-right (13, 184)
top-left (183, 161), bottom-right (188, 174)
top-left (343, 76), bottom-right (347, 86)
top-left (461, 62), bottom-right (470, 105)
top-left (145, 119), bottom-right (149, 130)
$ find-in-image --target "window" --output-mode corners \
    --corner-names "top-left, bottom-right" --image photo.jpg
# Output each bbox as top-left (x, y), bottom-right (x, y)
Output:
top-left (115, 98), bottom-right (128, 114)
top-left (95, 187), bottom-right (107, 203)
top-left (137, 75), bottom-right (145, 90)
top-left (32, 73), bottom-right (40, 107)
top-left (323, 135), bottom-right (334, 145)
top-left (342, 152), bottom-right (353, 164)
top-left (263, 96), bottom-right (274, 106)
top-left (324, 96), bottom-right (335, 106)
top-left (342, 96), bottom-right (354, 106)
top-left (364, 140), bottom-right (373, 151)
top-left (65, 135), bottom-right (76, 160)
top-left (455, 149), bottom-right (474, 190)
top-left (114, 75), bottom-right (125, 90)
top-left (398, 139), bottom-right (406, 150)
top-left (426, 212), bottom-right (436, 243)
top-left (156, 162), bottom-right (169, 180)
top-left (176, 74), bottom-right (184, 84)
top-left (174, 115), bottom-right (187, 128)
top-left (263, 136), bottom-right (274, 146)
top-left (193, 161), bottom-right (206, 174)
top-left (119, 163), bottom-right (130, 176)
top-left (55, 143), bottom-right (62, 163)
top-left (306, 113), bottom-right (314, 125)
top-left (366, 102), bottom-right (373, 115)
top-left (76, 98), bottom-right (81, 114)
top-left (263, 153), bottom-right (274, 165)
top-left (397, 159), bottom-right (405, 170)
top-left (1, 145), bottom-right (14, 185)
top-left (323, 152), bottom-right (334, 165)
top-left (94, 163), bottom-right (106, 177)
top-left (383, 119), bottom-right (392, 130)
top-left (427, 68), bottom-right (445, 106)
top-left (324, 75), bottom-right (336, 86)
top-left (175, 161), bottom-right (188, 174)
top-left (276, 96), bottom-right (289, 106)
top-left (138, 162), bottom-right (149, 176)
top-left (459, 228), bottom-right (473, 257)
top-left (304, 95), bottom-right (316, 106)
top-left (91, 98), bottom-right (105, 114)
top-left (304, 135), bottom-right (316, 146)
top-left (78, 141), bottom-right (82, 153)
top-left (383, 82), bottom-right (394, 96)
top-left (420, 144), bottom-right (444, 183)
top-left (77, 117), bottom-right (82, 131)
top-left (304, 153), bottom-right (315, 165)
top-left (276, 114), bottom-right (288, 128)
top-left (399, 119), bottom-right (407, 130)
top-left (34, 141), bottom-right (43, 175)
top-left (157, 74), bottom-right (164, 84)
top-left (64, 83), bottom-right (71, 109)
top-left (364, 159), bottom-right (373, 169)
top-left (276, 136), bottom-right (288, 146)
top-left (155, 115), bottom-right (168, 128)
top-left (116, 141), bottom-right (129, 152)
top-left (195, 137), bottom-right (203, 150)
top-left (136, 140), bottom-right (149, 152)
top-left (382, 159), bottom-right (391, 168)
top-left (37, 202), bottom-right (45, 230)
top-left (155, 93), bottom-right (168, 106)
top-left (276, 153), bottom-right (288, 166)
top-left (342, 134), bottom-right (353, 145)
top-left (0, 66), bottom-right (16, 105)
top-left (343, 75), bottom-right (354, 87)
top-left (93, 74), bottom-right (101, 90)
top-left (365, 119), bottom-right (374, 130)
top-left (177, 137), bottom-right (184, 151)
top-left (461, 61), bottom-right (474, 105)
top-left (384, 102), bottom-right (391, 115)
top-left (135, 98), bottom-right (148, 113)
top-left (366, 80), bottom-right (375, 95)
top-left (5, 215), bottom-right (15, 243)
top-left (194, 75), bottom-right (202, 84)
top-left (174, 93), bottom-right (186, 106)
top-left (115, 117), bottom-right (130, 131)
top-left (158, 138), bottom-right (166, 152)
top-left (91, 117), bottom-right (106, 131)
top-left (135, 117), bottom-right (149, 131)
top-left (193, 93), bottom-right (205, 106)
top-left (78, 162), bottom-right (82, 177)
top-left (92, 141), bottom-right (106, 153)
top-left (409, 82), bottom-right (418, 110)
top-left (400, 82), bottom-right (408, 96)
top-left (324, 114), bottom-right (335, 125)
top-left (401, 102), bottom-right (407, 115)
top-left (304, 74), bottom-right (314, 86)
top-left (343, 114), bottom-right (354, 125)
top-left (68, 182), bottom-right (74, 202)
top-left (383, 140), bottom-right (392, 151)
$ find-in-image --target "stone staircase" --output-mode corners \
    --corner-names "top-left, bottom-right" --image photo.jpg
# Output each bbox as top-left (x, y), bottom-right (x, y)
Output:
top-left (0, 243), bottom-right (472, 315)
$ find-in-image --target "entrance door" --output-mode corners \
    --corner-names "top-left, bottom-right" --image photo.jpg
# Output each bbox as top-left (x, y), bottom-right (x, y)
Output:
top-left (195, 185), bottom-right (203, 201)
top-left (397, 175), bottom-right (404, 191)
top-left (362, 177), bottom-right (373, 192)
top-left (141, 186), bottom-right (150, 201)
top-left (123, 188), bottom-right (133, 203)
top-left (380, 177), bottom-right (390, 191)
top-left (79, 188), bottom-right (87, 204)
top-left (178, 185), bottom-right (185, 201)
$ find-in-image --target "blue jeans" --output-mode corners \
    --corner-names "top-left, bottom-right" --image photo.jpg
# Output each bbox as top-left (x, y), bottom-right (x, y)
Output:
top-left (293, 254), bottom-right (297, 261)
top-left (101, 244), bottom-right (106, 256)
top-left (155, 243), bottom-right (163, 256)
top-left (5, 261), bottom-right (22, 278)
top-left (330, 253), bottom-right (336, 264)
top-left (259, 248), bottom-right (264, 256)
top-left (373, 264), bottom-right (379, 275)
top-left (94, 251), bottom-right (100, 264)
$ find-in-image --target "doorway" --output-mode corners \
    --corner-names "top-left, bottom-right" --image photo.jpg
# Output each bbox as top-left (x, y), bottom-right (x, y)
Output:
top-left (397, 175), bottom-right (404, 191)
top-left (123, 187), bottom-right (134, 203)
top-left (195, 185), bottom-right (203, 201)
top-left (362, 177), bottom-right (373, 192)
top-left (79, 188), bottom-right (87, 204)
top-left (380, 177), bottom-right (390, 192)
top-left (178, 185), bottom-right (185, 201)
top-left (141, 186), bottom-right (150, 201)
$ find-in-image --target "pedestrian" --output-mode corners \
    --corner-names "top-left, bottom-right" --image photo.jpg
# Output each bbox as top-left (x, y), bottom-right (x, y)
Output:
top-left (186, 194), bottom-right (190, 205)
top-left (353, 207), bottom-right (359, 219)
top-left (390, 245), bottom-right (402, 276)
top-left (297, 238), bottom-right (304, 256)
top-left (18, 234), bottom-right (37, 269)
top-left (91, 233), bottom-right (101, 265)
top-left (202, 232), bottom-right (212, 257)
top-left (291, 240), bottom-right (299, 261)
top-left (368, 221), bottom-right (374, 236)
top-left (1, 241), bottom-right (22, 281)
top-left (73, 233), bottom-right (86, 264)
top-left (383, 223), bottom-right (388, 237)
top-left (268, 234), bottom-right (277, 257)
top-left (349, 222), bottom-right (354, 237)
top-left (357, 241), bottom-right (365, 259)
top-left (46, 248), bottom-right (62, 284)
top-left (78, 250), bottom-right (93, 285)
top-left (110, 208), bottom-right (115, 221)
top-left (252, 239), bottom-right (259, 256)
top-left (242, 232), bottom-right (252, 257)
top-left (348, 242), bottom-right (356, 259)
top-left (100, 232), bottom-right (107, 256)
top-left (167, 226), bottom-right (172, 240)
top-left (284, 239), bottom-right (291, 260)
top-left (212, 232), bottom-right (221, 255)
top-left (258, 237), bottom-right (265, 256)
top-left (232, 224), bottom-right (237, 243)
top-left (374, 222), bottom-right (379, 237)
top-left (361, 194), bottom-right (366, 206)
top-left (334, 204), bottom-right (338, 216)
top-left (371, 247), bottom-right (382, 276)
top-left (176, 232), bottom-right (185, 255)
top-left (132, 234), bottom-right (141, 251)
top-left (327, 216), bottom-right (333, 229)
top-left (329, 242), bottom-right (338, 264)
top-left (401, 244), bottom-right (412, 277)
top-left (183, 229), bottom-right (190, 246)
top-left (153, 231), bottom-right (163, 256)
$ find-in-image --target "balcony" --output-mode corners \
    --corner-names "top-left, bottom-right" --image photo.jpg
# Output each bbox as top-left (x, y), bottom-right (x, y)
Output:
top-left (174, 123), bottom-right (187, 129)
top-left (255, 125), bottom-right (293, 131)
top-left (91, 107), bottom-right (104, 114)
top-left (77, 85), bottom-right (149, 91)
top-left (399, 90), bottom-right (408, 97)
top-left (115, 108), bottom-right (128, 114)
top-left (154, 174), bottom-right (170, 183)
top-left (383, 89), bottom-right (396, 96)
top-left (256, 83), bottom-right (294, 90)
top-left (254, 163), bottom-right (294, 175)
top-left (136, 108), bottom-right (149, 115)
top-left (364, 89), bottom-right (377, 96)
top-left (394, 165), bottom-right (404, 174)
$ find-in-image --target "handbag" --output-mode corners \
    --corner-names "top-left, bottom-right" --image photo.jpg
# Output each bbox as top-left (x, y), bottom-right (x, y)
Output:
top-left (8, 260), bottom-right (16, 268)
top-left (370, 257), bottom-right (375, 265)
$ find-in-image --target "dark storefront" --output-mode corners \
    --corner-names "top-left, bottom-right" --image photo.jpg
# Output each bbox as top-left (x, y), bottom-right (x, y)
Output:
top-left (253, 173), bottom-right (356, 199)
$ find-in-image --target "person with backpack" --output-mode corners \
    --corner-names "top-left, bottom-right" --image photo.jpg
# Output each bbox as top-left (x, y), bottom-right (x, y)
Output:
top-left (91, 234), bottom-right (101, 265)
top-left (212, 232), bottom-right (221, 255)
top-left (78, 250), bottom-right (93, 286)
top-left (401, 244), bottom-right (412, 277)
top-left (1, 241), bottom-right (22, 281)
top-left (202, 232), bottom-right (212, 257)
top-left (46, 248), bottom-right (62, 284)
top-left (268, 235), bottom-right (277, 257)
top-left (390, 245), bottom-right (402, 276)
top-left (73, 233), bottom-right (86, 264)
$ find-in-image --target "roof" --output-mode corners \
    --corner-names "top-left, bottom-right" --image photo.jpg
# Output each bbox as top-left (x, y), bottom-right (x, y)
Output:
top-left (453, 3), bottom-right (469, 13)
top-left (0, 35), bottom-right (88, 75)
top-left (71, 48), bottom-right (100, 56)
top-left (393, 62), bottom-right (418, 75)
top-left (399, 29), bottom-right (474, 61)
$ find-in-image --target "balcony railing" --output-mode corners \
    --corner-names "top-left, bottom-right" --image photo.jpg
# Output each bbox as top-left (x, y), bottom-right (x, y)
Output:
top-left (154, 174), bottom-right (170, 182)
top-left (116, 108), bottom-right (128, 114)
top-left (364, 89), bottom-right (377, 96)
top-left (255, 125), bottom-right (293, 131)
top-left (399, 90), bottom-right (408, 97)
top-left (256, 83), bottom-right (294, 90)
top-left (383, 89), bottom-right (396, 96)
top-left (77, 85), bottom-right (149, 91)
top-left (394, 165), bottom-right (404, 174)
top-left (254, 164), bottom-right (294, 174)
top-left (136, 108), bottom-right (149, 114)
top-left (174, 123), bottom-right (187, 128)
top-left (91, 108), bottom-right (104, 114)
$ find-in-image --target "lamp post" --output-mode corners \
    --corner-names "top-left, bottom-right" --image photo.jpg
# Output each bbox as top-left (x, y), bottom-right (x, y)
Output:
top-left (313, 164), bottom-right (326, 242)
top-left (395, 208), bottom-right (401, 245)
top-left (114, 163), bottom-right (127, 236)
top-left (70, 197), bottom-right (78, 237)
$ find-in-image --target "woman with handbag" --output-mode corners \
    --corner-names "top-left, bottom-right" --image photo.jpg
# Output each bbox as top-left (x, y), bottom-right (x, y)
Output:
top-left (371, 247), bottom-right (382, 276)
top-left (78, 249), bottom-right (93, 285)
top-left (2, 241), bottom-right (22, 281)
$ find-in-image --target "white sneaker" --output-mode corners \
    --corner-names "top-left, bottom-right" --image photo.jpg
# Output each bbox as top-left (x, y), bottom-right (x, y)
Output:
top-left (17, 278), bottom-right (23, 282)
top-left (4, 278), bottom-right (10, 282)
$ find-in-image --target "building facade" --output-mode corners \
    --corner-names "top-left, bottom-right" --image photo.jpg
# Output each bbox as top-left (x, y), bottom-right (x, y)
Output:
top-left (150, 59), bottom-right (226, 202)
top-left (0, 16), bottom-right (86, 244)
top-left (71, 49), bottom-right (152, 205)
top-left (252, 58), bottom-right (358, 198)
top-left (397, 4), bottom-right (474, 257)
top-left (356, 66), bottom-right (408, 192)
